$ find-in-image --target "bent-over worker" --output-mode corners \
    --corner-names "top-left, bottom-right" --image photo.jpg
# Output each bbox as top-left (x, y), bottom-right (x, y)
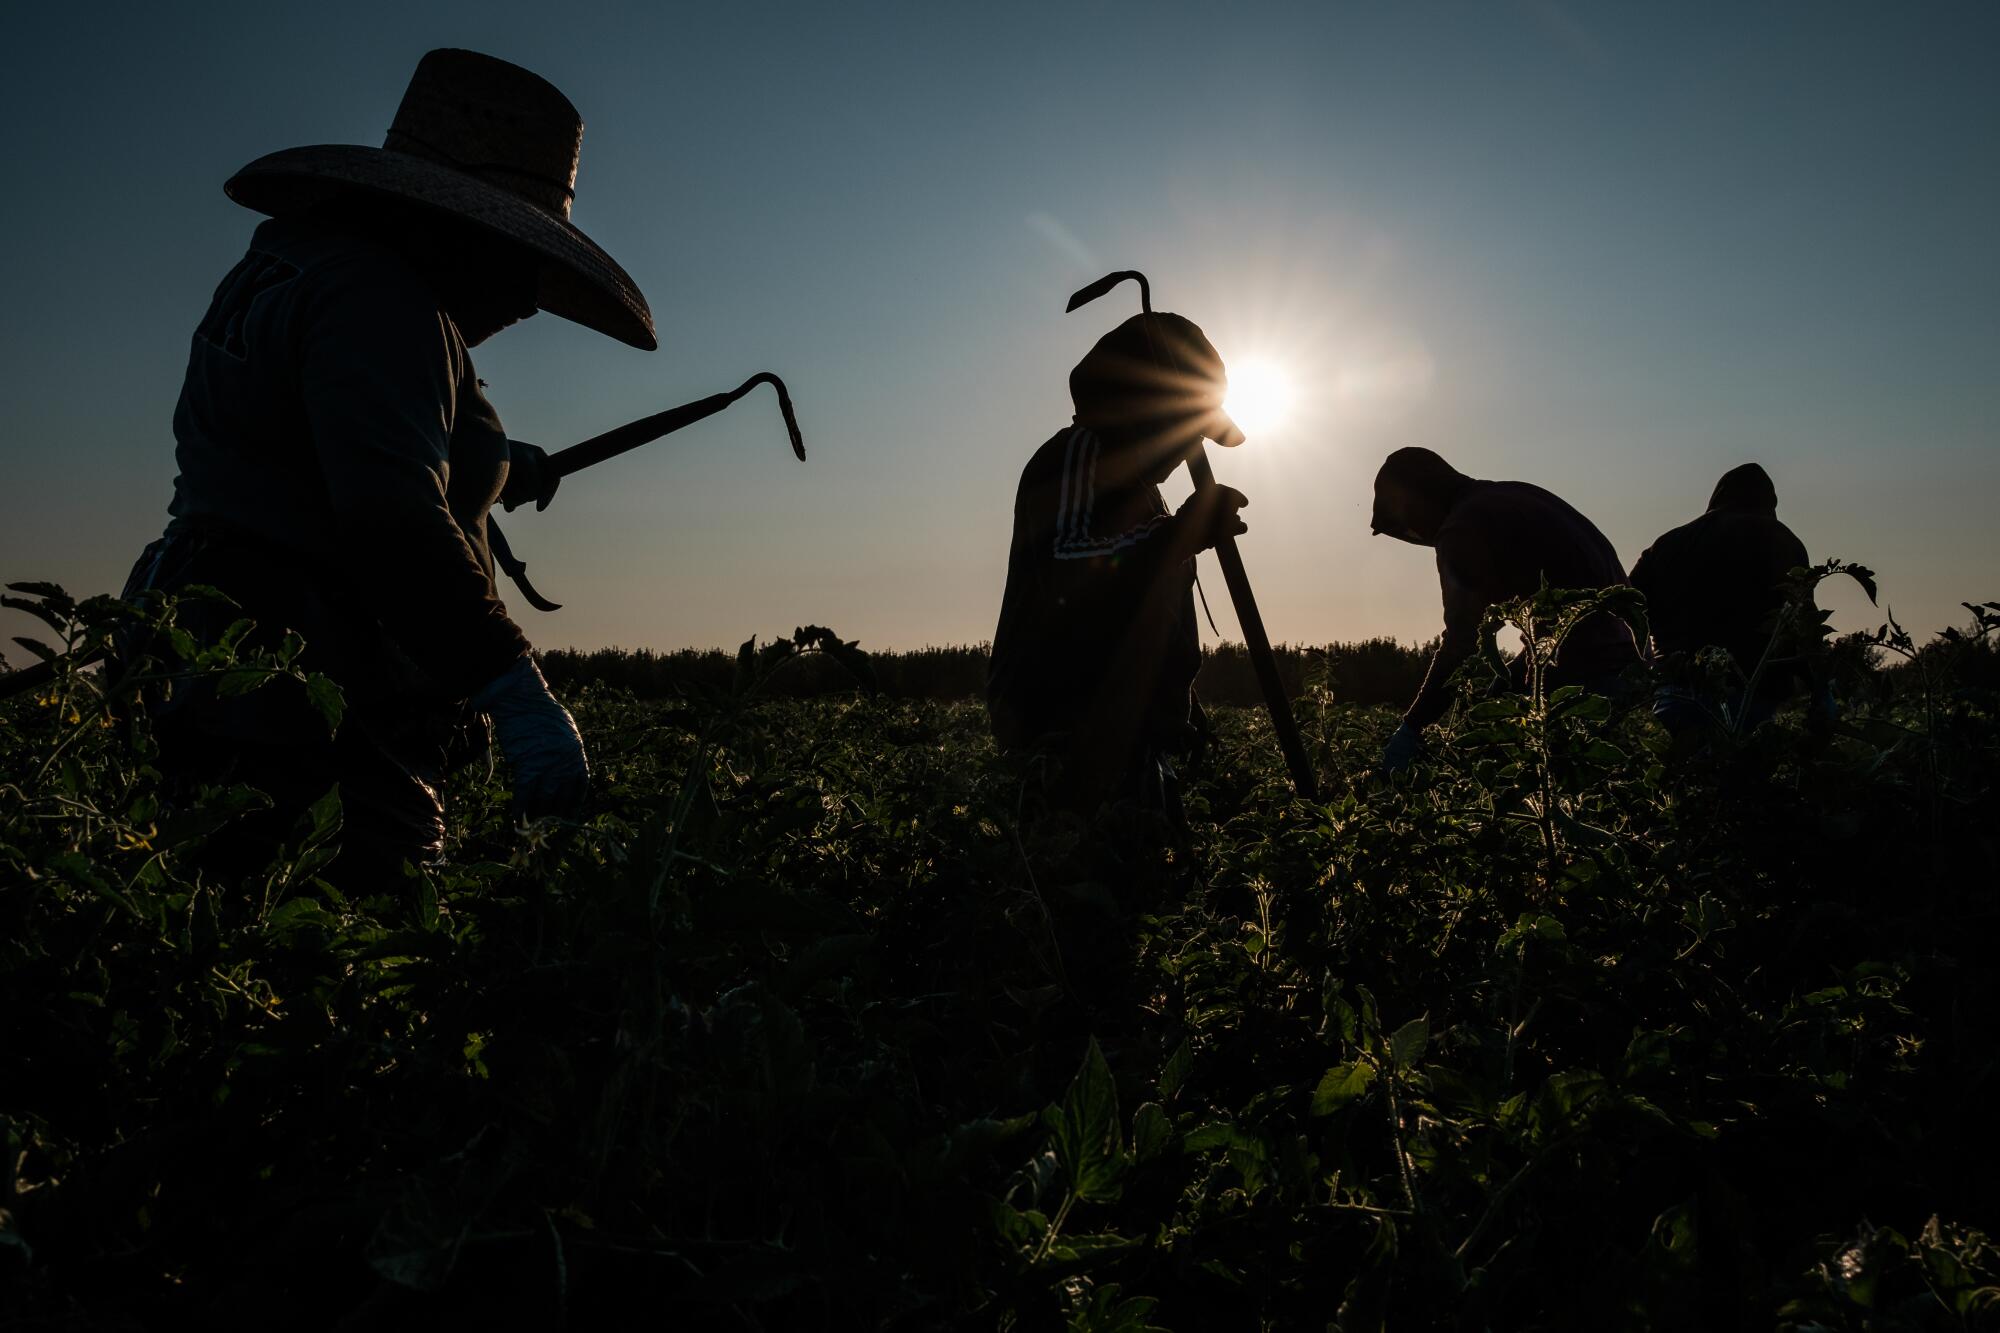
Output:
top-left (1371, 448), bottom-right (1640, 772)
top-left (1630, 462), bottom-right (1826, 733)
top-left (126, 49), bottom-right (658, 879)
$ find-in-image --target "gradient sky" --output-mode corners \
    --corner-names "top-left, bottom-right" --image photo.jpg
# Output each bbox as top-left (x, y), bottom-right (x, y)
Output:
top-left (3, 1), bottom-right (1994, 663)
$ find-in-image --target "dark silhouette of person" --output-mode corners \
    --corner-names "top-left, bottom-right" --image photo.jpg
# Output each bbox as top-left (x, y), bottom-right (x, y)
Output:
top-left (123, 49), bottom-right (656, 879)
top-left (988, 313), bottom-right (1249, 809)
top-left (1630, 462), bottom-right (1825, 733)
top-left (1371, 448), bottom-right (1639, 771)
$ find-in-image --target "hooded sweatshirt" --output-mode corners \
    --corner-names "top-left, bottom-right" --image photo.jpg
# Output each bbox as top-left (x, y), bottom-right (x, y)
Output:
top-left (987, 425), bottom-right (1200, 753)
top-left (1630, 463), bottom-right (1811, 680)
top-left (986, 311), bottom-right (1238, 757)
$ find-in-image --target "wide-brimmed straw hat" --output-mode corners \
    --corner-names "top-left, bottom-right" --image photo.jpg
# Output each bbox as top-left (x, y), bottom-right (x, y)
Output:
top-left (1070, 313), bottom-right (1245, 448)
top-left (224, 48), bottom-right (656, 350)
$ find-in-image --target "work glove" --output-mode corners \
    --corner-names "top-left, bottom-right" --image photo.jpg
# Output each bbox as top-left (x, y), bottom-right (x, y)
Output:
top-left (501, 440), bottom-right (561, 512)
top-left (1175, 485), bottom-right (1250, 552)
top-left (472, 656), bottom-right (589, 819)
top-left (1380, 721), bottom-right (1423, 775)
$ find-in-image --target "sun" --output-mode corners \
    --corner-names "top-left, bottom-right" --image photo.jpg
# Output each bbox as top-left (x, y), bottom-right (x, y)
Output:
top-left (1223, 357), bottom-right (1296, 439)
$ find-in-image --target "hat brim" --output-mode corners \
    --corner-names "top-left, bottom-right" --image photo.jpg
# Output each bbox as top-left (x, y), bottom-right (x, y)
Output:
top-left (225, 145), bottom-right (656, 351)
top-left (1206, 409), bottom-right (1246, 448)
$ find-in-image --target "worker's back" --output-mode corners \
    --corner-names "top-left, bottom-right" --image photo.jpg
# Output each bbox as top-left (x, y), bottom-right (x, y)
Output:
top-left (1436, 479), bottom-right (1639, 678)
top-left (1632, 463), bottom-right (1810, 674)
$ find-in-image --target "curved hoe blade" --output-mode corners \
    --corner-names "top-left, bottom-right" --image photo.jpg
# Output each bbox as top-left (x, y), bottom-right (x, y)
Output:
top-left (487, 518), bottom-right (562, 613)
top-left (507, 566), bottom-right (563, 614)
top-left (1065, 270), bottom-right (1151, 315)
top-left (740, 372), bottom-right (806, 460)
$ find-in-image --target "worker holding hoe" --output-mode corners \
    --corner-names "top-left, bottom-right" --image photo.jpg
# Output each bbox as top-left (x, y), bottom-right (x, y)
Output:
top-left (1371, 447), bottom-right (1641, 773)
top-left (988, 312), bottom-right (1250, 811)
top-left (127, 49), bottom-right (656, 878)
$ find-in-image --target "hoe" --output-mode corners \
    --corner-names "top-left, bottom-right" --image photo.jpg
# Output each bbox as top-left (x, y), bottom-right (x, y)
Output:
top-left (0, 374), bottom-right (806, 697)
top-left (1065, 271), bottom-right (1318, 800)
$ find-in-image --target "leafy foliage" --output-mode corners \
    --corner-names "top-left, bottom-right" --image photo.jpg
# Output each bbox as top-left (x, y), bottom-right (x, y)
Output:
top-left (1, 581), bottom-right (1996, 1329)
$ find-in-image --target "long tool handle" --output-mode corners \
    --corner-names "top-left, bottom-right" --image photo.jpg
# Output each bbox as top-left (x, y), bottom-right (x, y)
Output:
top-left (0, 653), bottom-right (75, 702)
top-left (1185, 447), bottom-right (1319, 799)
top-left (548, 372), bottom-right (804, 479)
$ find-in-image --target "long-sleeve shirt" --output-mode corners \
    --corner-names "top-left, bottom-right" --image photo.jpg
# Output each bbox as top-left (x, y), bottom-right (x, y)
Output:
top-left (1405, 480), bottom-right (1638, 728)
top-left (166, 216), bottom-right (530, 701)
top-left (988, 425), bottom-right (1199, 752)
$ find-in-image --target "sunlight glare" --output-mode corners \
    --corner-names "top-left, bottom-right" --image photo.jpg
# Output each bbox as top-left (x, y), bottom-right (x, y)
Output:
top-left (1223, 357), bottom-right (1295, 439)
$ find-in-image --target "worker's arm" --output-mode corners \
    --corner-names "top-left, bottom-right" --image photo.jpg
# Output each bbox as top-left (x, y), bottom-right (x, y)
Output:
top-left (1402, 536), bottom-right (1487, 732)
top-left (298, 269), bottom-right (529, 699)
top-left (299, 268), bottom-right (587, 816)
top-left (1048, 431), bottom-right (1244, 608)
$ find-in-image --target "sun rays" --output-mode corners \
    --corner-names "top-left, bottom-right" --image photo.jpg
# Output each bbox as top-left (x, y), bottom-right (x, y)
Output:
top-left (1223, 356), bottom-right (1297, 439)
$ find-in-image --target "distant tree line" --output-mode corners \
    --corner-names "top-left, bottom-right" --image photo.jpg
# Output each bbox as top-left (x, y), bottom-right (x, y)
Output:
top-left (536, 611), bottom-right (1999, 710)
top-left (537, 637), bottom-right (1442, 706)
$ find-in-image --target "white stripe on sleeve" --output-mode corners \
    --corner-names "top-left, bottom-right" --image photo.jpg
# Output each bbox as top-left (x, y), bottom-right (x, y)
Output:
top-left (1052, 428), bottom-right (1172, 560)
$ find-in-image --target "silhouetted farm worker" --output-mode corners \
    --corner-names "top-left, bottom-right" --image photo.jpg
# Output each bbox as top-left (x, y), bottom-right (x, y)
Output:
top-left (126, 49), bottom-right (656, 877)
top-left (988, 314), bottom-right (1249, 809)
top-left (1371, 448), bottom-right (1639, 772)
top-left (1630, 463), bottom-right (1827, 733)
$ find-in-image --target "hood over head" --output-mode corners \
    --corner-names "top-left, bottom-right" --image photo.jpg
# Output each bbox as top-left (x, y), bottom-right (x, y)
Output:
top-left (1708, 462), bottom-right (1779, 514)
top-left (1371, 447), bottom-right (1476, 543)
top-left (1069, 312), bottom-right (1245, 455)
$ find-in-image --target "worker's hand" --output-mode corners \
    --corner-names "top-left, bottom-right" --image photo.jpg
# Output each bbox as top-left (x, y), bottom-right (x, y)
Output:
top-left (1175, 485), bottom-right (1249, 553)
top-left (501, 440), bottom-right (562, 513)
top-left (1380, 721), bottom-right (1423, 775)
top-left (472, 656), bottom-right (589, 819)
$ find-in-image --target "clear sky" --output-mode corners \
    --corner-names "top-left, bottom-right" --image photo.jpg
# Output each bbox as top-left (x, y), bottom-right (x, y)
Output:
top-left (2, 1), bottom-right (1994, 661)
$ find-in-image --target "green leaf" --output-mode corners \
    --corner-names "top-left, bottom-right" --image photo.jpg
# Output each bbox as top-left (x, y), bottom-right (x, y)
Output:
top-left (45, 850), bottom-right (139, 916)
top-left (1, 595), bottom-right (72, 634)
top-left (1132, 1102), bottom-right (1173, 1162)
top-left (215, 668), bottom-right (270, 698)
top-left (266, 896), bottom-right (339, 933)
top-left (1045, 1230), bottom-right (1143, 1265)
top-left (299, 786), bottom-right (343, 851)
top-left (1554, 692), bottom-right (1612, 722)
top-left (1387, 1015), bottom-right (1429, 1070)
top-left (1159, 1039), bottom-right (1192, 1100)
top-left (1838, 562), bottom-right (1879, 605)
top-left (1054, 1037), bottom-right (1126, 1202)
top-left (1311, 1060), bottom-right (1377, 1115)
top-left (988, 1199), bottom-right (1042, 1248)
top-left (5, 580), bottom-right (72, 604)
top-left (305, 674), bottom-right (346, 734)
top-left (1497, 912), bottom-right (1568, 954)
top-left (1541, 1069), bottom-right (1609, 1120)
top-left (162, 626), bottom-right (198, 661)
top-left (1182, 1122), bottom-right (1264, 1157)
top-left (217, 617), bottom-right (256, 654)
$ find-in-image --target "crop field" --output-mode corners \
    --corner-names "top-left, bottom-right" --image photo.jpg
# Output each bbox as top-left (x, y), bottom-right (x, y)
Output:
top-left (3, 581), bottom-right (1998, 1330)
